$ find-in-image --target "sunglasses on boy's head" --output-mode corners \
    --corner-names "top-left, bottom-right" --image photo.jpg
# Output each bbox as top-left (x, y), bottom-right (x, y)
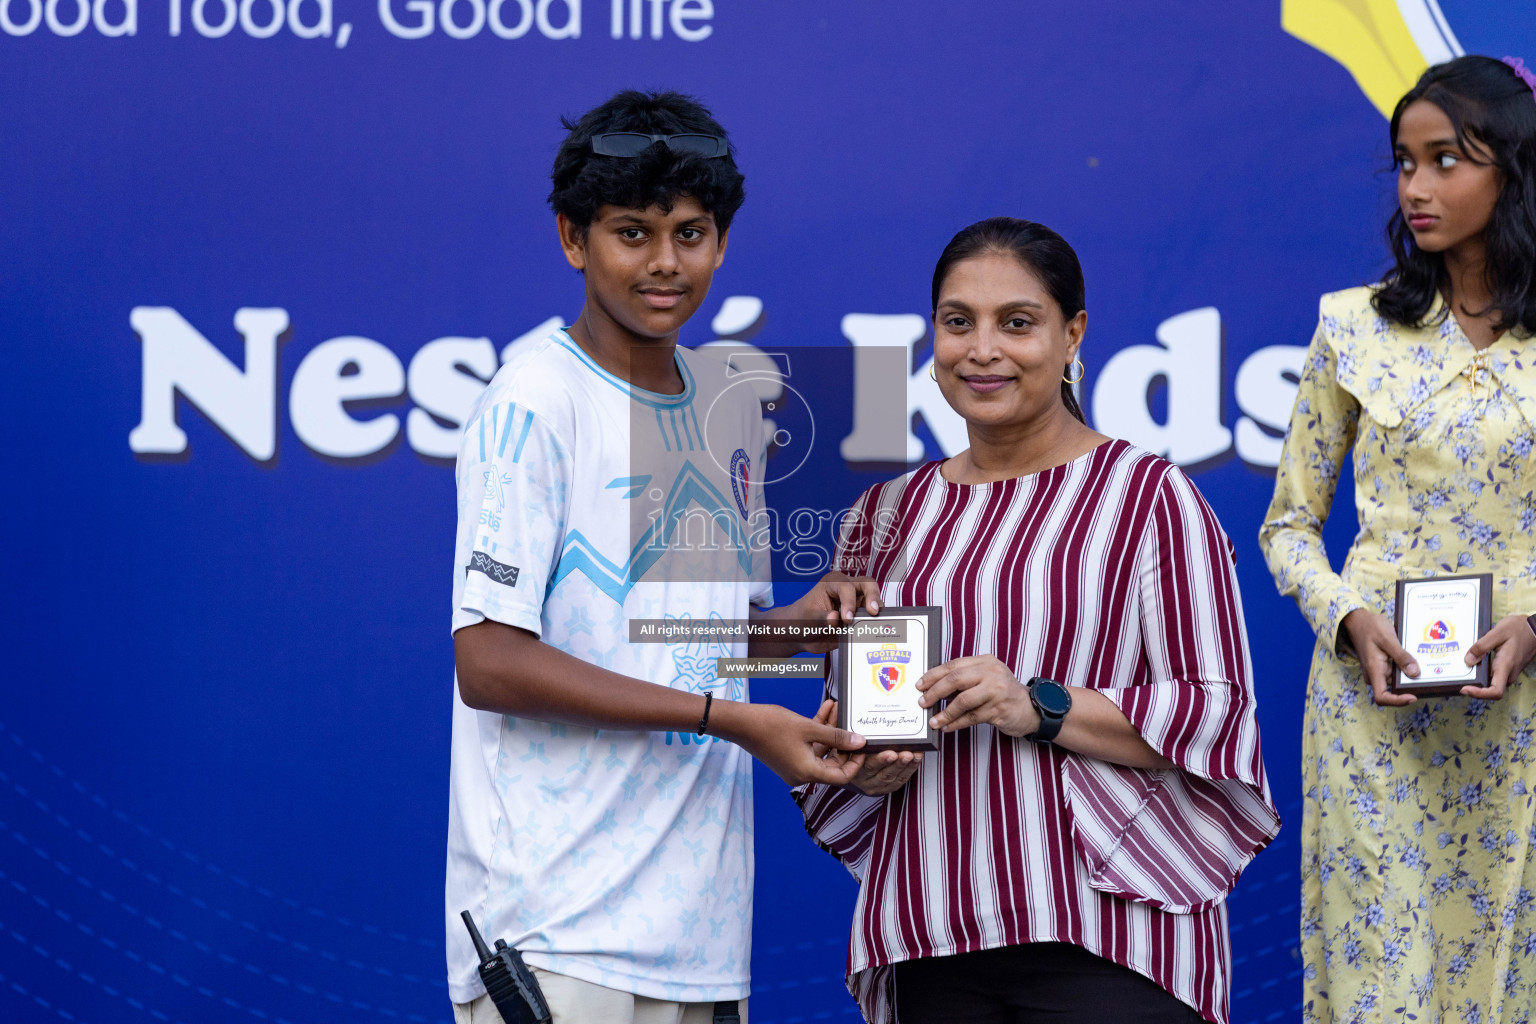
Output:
top-left (590, 133), bottom-right (729, 158)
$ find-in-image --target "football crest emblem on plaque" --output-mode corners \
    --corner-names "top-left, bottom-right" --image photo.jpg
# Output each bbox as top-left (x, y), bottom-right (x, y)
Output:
top-left (865, 643), bottom-right (912, 693)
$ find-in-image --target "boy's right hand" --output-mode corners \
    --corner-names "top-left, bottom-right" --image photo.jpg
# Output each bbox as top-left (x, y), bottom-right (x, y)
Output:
top-left (713, 700), bottom-right (867, 786)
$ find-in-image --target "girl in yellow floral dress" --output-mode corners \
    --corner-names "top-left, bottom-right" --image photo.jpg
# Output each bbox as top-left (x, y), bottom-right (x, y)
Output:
top-left (1261, 56), bottom-right (1536, 1024)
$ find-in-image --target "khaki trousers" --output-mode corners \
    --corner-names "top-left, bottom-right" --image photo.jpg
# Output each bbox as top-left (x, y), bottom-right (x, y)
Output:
top-left (452, 967), bottom-right (747, 1024)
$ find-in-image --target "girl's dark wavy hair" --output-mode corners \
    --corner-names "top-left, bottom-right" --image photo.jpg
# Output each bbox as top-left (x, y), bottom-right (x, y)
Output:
top-left (1373, 56), bottom-right (1536, 333)
top-left (931, 217), bottom-right (1087, 423)
top-left (549, 90), bottom-right (745, 236)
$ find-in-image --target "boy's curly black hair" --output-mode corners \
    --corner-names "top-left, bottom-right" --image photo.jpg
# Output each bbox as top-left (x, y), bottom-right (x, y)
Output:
top-left (548, 90), bottom-right (746, 237)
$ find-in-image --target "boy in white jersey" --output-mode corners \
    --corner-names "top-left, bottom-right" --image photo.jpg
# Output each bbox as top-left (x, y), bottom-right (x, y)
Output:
top-left (446, 91), bottom-right (879, 1024)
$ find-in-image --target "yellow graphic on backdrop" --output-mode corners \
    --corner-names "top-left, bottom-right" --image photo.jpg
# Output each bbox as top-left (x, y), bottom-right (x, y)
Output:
top-left (1283, 0), bottom-right (1462, 116)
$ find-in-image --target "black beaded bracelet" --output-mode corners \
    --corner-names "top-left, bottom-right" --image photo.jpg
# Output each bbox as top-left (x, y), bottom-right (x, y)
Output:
top-left (1527, 613), bottom-right (1536, 640)
top-left (697, 692), bottom-right (714, 736)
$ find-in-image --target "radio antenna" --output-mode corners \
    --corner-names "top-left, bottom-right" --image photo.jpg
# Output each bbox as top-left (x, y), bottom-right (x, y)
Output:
top-left (460, 910), bottom-right (493, 963)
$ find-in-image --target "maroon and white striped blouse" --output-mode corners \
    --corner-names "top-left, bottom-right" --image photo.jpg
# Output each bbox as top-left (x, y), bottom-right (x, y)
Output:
top-left (797, 440), bottom-right (1279, 1024)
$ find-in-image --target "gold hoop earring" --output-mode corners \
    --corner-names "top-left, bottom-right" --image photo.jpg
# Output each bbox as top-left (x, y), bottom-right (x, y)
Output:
top-left (1063, 359), bottom-right (1085, 385)
top-left (929, 363), bottom-right (938, 382)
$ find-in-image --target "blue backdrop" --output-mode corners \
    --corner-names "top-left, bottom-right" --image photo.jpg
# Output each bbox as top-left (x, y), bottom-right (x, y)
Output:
top-left (4, 2), bottom-right (1533, 1021)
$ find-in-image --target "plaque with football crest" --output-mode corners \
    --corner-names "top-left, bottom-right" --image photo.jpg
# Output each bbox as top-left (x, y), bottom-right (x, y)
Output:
top-left (1391, 573), bottom-right (1492, 696)
top-left (836, 606), bottom-right (942, 751)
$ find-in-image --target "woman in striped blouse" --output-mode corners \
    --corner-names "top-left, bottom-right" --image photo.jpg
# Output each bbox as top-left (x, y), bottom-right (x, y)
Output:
top-left (798, 218), bottom-right (1279, 1024)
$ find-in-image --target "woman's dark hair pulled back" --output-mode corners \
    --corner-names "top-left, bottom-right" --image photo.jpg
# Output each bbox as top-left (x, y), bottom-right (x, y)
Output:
top-left (932, 217), bottom-right (1087, 423)
top-left (1373, 55), bottom-right (1536, 333)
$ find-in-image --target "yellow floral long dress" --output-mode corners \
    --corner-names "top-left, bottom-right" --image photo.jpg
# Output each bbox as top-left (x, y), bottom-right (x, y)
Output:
top-left (1261, 286), bottom-right (1536, 1024)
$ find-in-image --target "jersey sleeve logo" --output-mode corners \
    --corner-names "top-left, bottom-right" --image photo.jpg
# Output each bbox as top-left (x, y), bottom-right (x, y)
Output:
top-left (468, 551), bottom-right (521, 588)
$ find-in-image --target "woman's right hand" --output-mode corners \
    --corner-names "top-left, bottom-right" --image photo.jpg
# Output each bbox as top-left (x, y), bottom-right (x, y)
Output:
top-left (809, 701), bottom-right (923, 794)
top-left (846, 750), bottom-right (923, 795)
top-left (1341, 608), bottom-right (1421, 706)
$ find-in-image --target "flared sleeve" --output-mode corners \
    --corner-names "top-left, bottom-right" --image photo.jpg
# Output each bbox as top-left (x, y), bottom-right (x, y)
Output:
top-left (1257, 305), bottom-right (1369, 655)
top-left (1064, 465), bottom-right (1280, 913)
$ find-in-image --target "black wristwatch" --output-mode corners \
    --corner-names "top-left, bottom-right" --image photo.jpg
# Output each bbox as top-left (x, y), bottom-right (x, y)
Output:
top-left (1025, 677), bottom-right (1072, 743)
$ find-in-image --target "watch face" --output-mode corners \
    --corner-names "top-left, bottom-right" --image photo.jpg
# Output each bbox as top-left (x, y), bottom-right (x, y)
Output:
top-left (1032, 680), bottom-right (1072, 716)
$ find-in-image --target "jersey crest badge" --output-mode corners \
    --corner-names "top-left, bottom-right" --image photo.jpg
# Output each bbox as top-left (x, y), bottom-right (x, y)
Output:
top-left (730, 448), bottom-right (751, 520)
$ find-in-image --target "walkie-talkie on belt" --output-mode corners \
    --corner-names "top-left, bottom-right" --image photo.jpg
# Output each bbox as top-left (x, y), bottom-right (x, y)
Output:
top-left (461, 910), bottom-right (552, 1024)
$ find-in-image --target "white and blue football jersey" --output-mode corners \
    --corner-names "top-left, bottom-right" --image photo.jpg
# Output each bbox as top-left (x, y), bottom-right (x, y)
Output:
top-left (445, 329), bottom-right (771, 1004)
